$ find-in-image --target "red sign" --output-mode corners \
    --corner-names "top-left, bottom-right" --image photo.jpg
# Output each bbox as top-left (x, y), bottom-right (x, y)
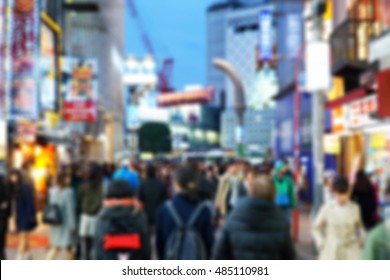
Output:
top-left (377, 69), bottom-right (390, 118)
top-left (63, 101), bottom-right (97, 122)
top-left (157, 88), bottom-right (214, 107)
top-left (63, 58), bottom-right (98, 122)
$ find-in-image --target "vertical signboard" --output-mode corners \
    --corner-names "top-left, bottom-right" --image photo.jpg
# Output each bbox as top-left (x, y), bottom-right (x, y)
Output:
top-left (63, 58), bottom-right (98, 122)
top-left (286, 13), bottom-right (301, 58)
top-left (259, 9), bottom-right (273, 61)
top-left (9, 0), bottom-right (40, 120)
top-left (39, 21), bottom-right (56, 111)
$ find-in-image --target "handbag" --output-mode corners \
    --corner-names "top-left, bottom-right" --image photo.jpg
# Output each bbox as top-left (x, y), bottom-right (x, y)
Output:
top-left (42, 204), bottom-right (62, 225)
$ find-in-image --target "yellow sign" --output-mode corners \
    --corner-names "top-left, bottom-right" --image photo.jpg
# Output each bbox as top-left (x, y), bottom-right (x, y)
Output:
top-left (371, 133), bottom-right (386, 149)
top-left (324, 0), bottom-right (333, 20)
top-left (324, 134), bottom-right (341, 155)
top-left (328, 77), bottom-right (344, 101)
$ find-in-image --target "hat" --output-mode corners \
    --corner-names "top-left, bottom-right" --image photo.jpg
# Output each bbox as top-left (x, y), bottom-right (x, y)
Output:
top-left (106, 180), bottom-right (134, 199)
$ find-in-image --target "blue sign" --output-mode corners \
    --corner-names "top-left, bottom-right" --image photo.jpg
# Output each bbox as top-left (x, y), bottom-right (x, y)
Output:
top-left (259, 10), bottom-right (273, 61)
top-left (286, 13), bottom-right (302, 58)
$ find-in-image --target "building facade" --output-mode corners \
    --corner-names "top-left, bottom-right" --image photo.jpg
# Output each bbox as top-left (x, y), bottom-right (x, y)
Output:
top-left (63, 0), bottom-right (125, 163)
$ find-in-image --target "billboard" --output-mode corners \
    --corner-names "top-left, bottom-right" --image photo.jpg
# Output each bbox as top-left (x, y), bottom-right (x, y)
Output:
top-left (259, 9), bottom-right (273, 61)
top-left (63, 58), bottom-right (98, 122)
top-left (9, 0), bottom-right (40, 120)
top-left (39, 21), bottom-right (57, 111)
top-left (157, 88), bottom-right (214, 107)
top-left (1, 0), bottom-right (12, 118)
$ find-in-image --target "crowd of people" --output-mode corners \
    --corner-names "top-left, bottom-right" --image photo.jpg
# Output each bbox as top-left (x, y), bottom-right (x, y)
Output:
top-left (0, 158), bottom-right (389, 260)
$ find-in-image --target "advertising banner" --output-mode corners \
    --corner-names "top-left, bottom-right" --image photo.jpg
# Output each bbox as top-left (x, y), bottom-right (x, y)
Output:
top-left (9, 0), bottom-right (40, 120)
top-left (286, 13), bottom-right (302, 58)
top-left (63, 58), bottom-right (98, 122)
top-left (39, 21), bottom-right (57, 111)
top-left (259, 9), bottom-right (273, 61)
top-left (1, 0), bottom-right (13, 119)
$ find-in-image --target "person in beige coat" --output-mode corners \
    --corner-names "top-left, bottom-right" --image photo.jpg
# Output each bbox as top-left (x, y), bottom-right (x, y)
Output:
top-left (215, 161), bottom-right (243, 218)
top-left (313, 177), bottom-right (365, 260)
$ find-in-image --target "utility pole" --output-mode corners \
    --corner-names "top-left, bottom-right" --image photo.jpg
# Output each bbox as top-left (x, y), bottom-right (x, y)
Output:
top-left (311, 0), bottom-right (325, 218)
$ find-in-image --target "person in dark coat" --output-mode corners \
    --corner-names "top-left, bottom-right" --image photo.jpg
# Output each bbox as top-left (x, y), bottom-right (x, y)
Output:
top-left (352, 170), bottom-right (378, 230)
top-left (213, 174), bottom-right (296, 260)
top-left (0, 175), bottom-right (12, 260)
top-left (9, 169), bottom-right (37, 260)
top-left (94, 180), bottom-right (150, 260)
top-left (78, 163), bottom-right (103, 260)
top-left (155, 167), bottom-right (214, 259)
top-left (139, 164), bottom-right (168, 228)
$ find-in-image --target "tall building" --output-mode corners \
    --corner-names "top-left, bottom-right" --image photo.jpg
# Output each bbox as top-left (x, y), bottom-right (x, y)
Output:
top-left (63, 0), bottom-right (125, 162)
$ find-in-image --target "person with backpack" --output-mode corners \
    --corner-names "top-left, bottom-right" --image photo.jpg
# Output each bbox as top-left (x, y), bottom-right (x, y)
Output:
top-left (155, 167), bottom-right (214, 260)
top-left (94, 180), bottom-right (150, 260)
top-left (213, 173), bottom-right (296, 260)
top-left (45, 173), bottom-right (76, 260)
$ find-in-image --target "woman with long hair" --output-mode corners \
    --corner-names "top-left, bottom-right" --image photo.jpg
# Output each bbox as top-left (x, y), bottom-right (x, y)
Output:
top-left (46, 173), bottom-right (76, 260)
top-left (9, 169), bottom-right (37, 260)
top-left (78, 163), bottom-right (103, 260)
top-left (155, 167), bottom-right (214, 259)
top-left (352, 170), bottom-right (378, 230)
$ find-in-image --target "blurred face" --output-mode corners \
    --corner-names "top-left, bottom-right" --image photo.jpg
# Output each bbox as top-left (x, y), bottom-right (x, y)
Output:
top-left (10, 174), bottom-right (18, 184)
top-left (244, 171), bottom-right (255, 191)
top-left (334, 192), bottom-right (349, 206)
top-left (228, 164), bottom-right (238, 176)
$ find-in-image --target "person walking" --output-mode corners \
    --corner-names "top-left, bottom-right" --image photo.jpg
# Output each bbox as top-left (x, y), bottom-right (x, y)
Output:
top-left (363, 184), bottom-right (390, 260)
top-left (213, 174), bottom-right (296, 260)
top-left (9, 169), bottom-right (37, 260)
top-left (114, 160), bottom-right (140, 195)
top-left (215, 161), bottom-right (243, 219)
top-left (46, 173), bottom-right (76, 260)
top-left (352, 170), bottom-right (378, 230)
top-left (78, 163), bottom-right (103, 260)
top-left (272, 161), bottom-right (296, 223)
top-left (139, 164), bottom-right (168, 229)
top-left (313, 177), bottom-right (365, 260)
top-left (94, 180), bottom-right (150, 260)
top-left (155, 167), bottom-right (214, 260)
top-left (0, 175), bottom-right (12, 260)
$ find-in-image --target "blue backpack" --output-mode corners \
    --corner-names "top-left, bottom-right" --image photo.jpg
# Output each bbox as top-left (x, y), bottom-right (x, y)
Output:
top-left (164, 201), bottom-right (207, 260)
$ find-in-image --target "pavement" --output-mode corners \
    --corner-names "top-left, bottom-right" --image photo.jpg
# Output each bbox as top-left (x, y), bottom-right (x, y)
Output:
top-left (5, 209), bottom-right (317, 260)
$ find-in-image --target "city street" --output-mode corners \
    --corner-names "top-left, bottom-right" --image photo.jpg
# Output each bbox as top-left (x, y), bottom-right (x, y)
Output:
top-left (1, 0), bottom-right (390, 261)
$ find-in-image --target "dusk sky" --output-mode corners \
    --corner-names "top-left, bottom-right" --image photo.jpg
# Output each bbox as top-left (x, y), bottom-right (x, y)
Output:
top-left (124, 0), bottom-right (215, 90)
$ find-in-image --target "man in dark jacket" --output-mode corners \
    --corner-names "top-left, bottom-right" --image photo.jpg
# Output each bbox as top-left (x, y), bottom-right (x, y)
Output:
top-left (213, 174), bottom-right (296, 260)
top-left (139, 164), bottom-right (168, 228)
top-left (94, 180), bottom-right (150, 260)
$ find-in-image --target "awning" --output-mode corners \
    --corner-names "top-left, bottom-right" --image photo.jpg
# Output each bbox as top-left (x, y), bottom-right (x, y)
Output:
top-left (325, 88), bottom-right (367, 109)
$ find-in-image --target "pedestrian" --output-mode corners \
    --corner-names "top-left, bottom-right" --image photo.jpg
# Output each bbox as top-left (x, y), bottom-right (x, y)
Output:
top-left (363, 183), bottom-right (390, 260)
top-left (0, 175), bottom-right (12, 260)
top-left (323, 170), bottom-right (335, 204)
top-left (9, 169), bottom-right (37, 260)
top-left (215, 161), bottom-right (243, 219)
top-left (155, 167), bottom-right (214, 260)
top-left (312, 177), bottom-right (365, 260)
top-left (197, 166), bottom-right (218, 201)
top-left (352, 170), bottom-right (379, 230)
top-left (113, 159), bottom-right (140, 195)
top-left (46, 173), bottom-right (76, 260)
top-left (272, 161), bottom-right (296, 222)
top-left (94, 180), bottom-right (150, 260)
top-left (70, 163), bottom-right (84, 260)
top-left (213, 173), bottom-right (296, 260)
top-left (139, 164), bottom-right (168, 229)
top-left (78, 163), bottom-right (103, 260)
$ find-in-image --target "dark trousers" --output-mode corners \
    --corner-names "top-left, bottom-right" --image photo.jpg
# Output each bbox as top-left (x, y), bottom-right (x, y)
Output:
top-left (0, 218), bottom-right (8, 260)
top-left (80, 237), bottom-right (94, 260)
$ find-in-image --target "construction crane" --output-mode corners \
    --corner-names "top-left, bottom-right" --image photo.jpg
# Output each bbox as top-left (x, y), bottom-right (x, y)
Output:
top-left (126, 0), bottom-right (174, 92)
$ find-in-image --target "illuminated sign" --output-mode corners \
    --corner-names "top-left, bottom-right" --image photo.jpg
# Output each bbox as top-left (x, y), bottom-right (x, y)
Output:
top-left (157, 88), bottom-right (214, 107)
top-left (286, 13), bottom-right (301, 58)
top-left (259, 10), bottom-right (273, 61)
top-left (324, 134), bottom-right (341, 155)
top-left (347, 95), bottom-right (377, 128)
top-left (331, 105), bottom-right (347, 133)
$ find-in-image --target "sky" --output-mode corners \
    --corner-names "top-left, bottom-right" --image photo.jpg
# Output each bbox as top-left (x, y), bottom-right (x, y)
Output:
top-left (124, 0), bottom-right (215, 91)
